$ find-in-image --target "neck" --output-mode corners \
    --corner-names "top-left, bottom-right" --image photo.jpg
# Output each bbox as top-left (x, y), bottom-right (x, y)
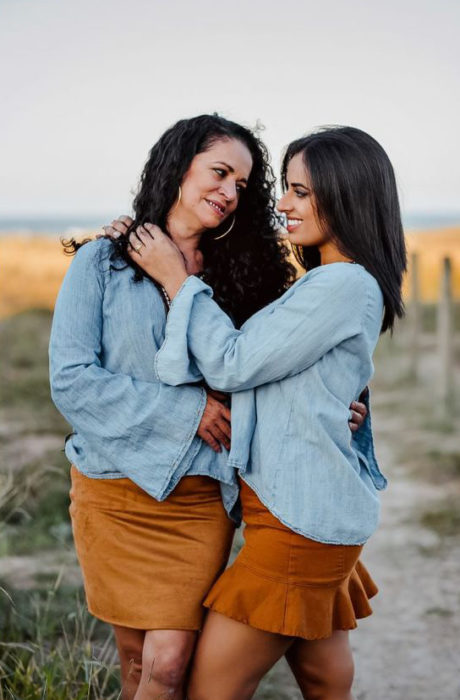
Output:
top-left (167, 209), bottom-right (204, 275)
top-left (319, 240), bottom-right (354, 266)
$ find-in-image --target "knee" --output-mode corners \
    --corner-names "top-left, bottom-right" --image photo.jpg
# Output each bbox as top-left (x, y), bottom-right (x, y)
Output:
top-left (302, 654), bottom-right (354, 699)
top-left (142, 639), bottom-right (191, 689)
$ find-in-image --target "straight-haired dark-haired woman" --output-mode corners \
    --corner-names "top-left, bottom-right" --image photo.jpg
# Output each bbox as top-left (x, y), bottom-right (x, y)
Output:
top-left (126, 125), bottom-right (407, 700)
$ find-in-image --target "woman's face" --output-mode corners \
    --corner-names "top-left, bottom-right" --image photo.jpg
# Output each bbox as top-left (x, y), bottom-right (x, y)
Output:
top-left (277, 153), bottom-right (327, 247)
top-left (174, 137), bottom-right (253, 231)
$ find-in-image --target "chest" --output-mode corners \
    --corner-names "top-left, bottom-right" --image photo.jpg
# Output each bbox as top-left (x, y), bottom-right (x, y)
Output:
top-left (100, 268), bottom-right (168, 366)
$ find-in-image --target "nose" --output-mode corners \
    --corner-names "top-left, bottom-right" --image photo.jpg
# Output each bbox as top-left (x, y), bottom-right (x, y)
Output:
top-left (277, 192), bottom-right (290, 212)
top-left (219, 181), bottom-right (237, 202)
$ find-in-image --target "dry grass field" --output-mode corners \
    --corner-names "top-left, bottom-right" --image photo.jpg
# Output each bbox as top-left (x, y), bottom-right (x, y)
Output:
top-left (0, 234), bottom-right (90, 318)
top-left (0, 228), bottom-right (459, 318)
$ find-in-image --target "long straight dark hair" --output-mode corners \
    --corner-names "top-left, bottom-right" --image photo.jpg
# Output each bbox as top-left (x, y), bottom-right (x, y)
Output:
top-left (281, 126), bottom-right (407, 333)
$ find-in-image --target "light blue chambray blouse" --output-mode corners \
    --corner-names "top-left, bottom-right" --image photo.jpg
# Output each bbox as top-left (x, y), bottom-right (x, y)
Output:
top-left (155, 262), bottom-right (387, 545)
top-left (48, 238), bottom-right (239, 518)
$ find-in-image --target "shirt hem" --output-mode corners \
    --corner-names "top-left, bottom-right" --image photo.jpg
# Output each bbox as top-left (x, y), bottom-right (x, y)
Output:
top-left (240, 475), bottom-right (373, 546)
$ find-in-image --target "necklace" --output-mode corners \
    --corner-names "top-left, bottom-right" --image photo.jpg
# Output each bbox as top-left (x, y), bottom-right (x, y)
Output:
top-left (160, 286), bottom-right (171, 308)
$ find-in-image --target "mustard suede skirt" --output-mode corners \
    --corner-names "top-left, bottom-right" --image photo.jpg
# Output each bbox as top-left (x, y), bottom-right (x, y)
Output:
top-left (204, 480), bottom-right (378, 639)
top-left (69, 466), bottom-right (235, 630)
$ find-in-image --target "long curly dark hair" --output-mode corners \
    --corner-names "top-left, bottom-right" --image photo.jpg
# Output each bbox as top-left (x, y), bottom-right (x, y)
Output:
top-left (64, 114), bottom-right (295, 326)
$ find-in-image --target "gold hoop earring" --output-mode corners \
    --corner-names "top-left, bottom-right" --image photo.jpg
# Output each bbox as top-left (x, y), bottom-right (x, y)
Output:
top-left (171, 186), bottom-right (182, 212)
top-left (213, 215), bottom-right (236, 240)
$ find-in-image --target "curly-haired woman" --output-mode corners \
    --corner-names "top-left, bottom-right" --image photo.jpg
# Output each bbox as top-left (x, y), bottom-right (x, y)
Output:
top-left (125, 126), bottom-right (406, 700)
top-left (49, 115), bottom-right (367, 700)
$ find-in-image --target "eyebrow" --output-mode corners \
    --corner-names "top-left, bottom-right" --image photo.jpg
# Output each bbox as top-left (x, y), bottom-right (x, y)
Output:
top-left (214, 161), bottom-right (248, 184)
top-left (290, 182), bottom-right (310, 189)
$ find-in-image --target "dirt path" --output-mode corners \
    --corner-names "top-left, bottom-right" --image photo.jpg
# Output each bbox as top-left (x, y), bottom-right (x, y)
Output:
top-left (350, 434), bottom-right (460, 700)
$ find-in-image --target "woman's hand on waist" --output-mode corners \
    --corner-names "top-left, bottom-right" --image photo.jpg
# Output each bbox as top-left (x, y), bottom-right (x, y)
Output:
top-left (349, 400), bottom-right (367, 432)
top-left (197, 392), bottom-right (231, 453)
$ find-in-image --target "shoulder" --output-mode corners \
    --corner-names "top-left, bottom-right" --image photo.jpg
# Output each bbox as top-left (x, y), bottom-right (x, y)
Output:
top-left (64, 239), bottom-right (114, 292)
top-left (295, 262), bottom-right (366, 296)
top-left (293, 264), bottom-right (382, 333)
top-left (304, 262), bottom-right (365, 283)
top-left (71, 238), bottom-right (113, 273)
top-left (302, 263), bottom-right (380, 298)
top-left (74, 237), bottom-right (112, 262)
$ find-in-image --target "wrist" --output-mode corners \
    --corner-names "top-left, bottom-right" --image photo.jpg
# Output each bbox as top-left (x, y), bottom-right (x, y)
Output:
top-left (164, 272), bottom-right (188, 299)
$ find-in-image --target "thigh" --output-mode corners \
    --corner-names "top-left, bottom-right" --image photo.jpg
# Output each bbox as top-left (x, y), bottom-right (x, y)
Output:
top-left (285, 631), bottom-right (354, 699)
top-left (188, 611), bottom-right (293, 700)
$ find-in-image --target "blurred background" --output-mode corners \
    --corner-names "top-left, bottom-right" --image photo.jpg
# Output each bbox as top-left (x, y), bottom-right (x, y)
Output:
top-left (0, 1), bottom-right (459, 698)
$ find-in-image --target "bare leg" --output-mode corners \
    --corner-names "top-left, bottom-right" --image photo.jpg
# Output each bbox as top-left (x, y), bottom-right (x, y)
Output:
top-left (113, 625), bottom-right (145, 700)
top-left (187, 611), bottom-right (293, 700)
top-left (285, 630), bottom-right (355, 700)
top-left (134, 629), bottom-right (197, 700)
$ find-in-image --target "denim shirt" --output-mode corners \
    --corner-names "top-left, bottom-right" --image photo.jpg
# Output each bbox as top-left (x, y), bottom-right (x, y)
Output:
top-left (155, 263), bottom-right (386, 545)
top-left (48, 239), bottom-right (239, 518)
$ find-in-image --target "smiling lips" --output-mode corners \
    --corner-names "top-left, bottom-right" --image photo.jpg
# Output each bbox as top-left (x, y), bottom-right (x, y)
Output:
top-left (205, 198), bottom-right (226, 218)
top-left (287, 218), bottom-right (302, 232)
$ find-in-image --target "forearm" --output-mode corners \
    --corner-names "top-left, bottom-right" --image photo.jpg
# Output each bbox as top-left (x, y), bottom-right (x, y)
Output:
top-left (157, 270), bottom-right (365, 392)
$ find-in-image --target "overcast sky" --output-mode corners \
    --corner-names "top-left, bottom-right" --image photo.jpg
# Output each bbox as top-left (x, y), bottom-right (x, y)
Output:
top-left (1, 0), bottom-right (459, 217)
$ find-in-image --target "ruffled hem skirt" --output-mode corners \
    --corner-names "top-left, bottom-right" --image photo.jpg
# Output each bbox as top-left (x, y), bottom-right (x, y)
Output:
top-left (204, 480), bottom-right (378, 640)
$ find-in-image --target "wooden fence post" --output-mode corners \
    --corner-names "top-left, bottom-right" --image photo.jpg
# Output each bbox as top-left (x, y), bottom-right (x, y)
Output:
top-left (438, 257), bottom-right (454, 413)
top-left (408, 253), bottom-right (421, 381)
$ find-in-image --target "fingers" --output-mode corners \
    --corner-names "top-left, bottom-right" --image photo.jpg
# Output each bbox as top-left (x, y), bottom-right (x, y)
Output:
top-left (127, 224), bottom-right (172, 262)
top-left (351, 400), bottom-right (367, 418)
top-left (102, 215), bottom-right (133, 239)
top-left (198, 396), bottom-right (232, 451)
top-left (348, 413), bottom-right (360, 432)
top-left (143, 223), bottom-right (162, 238)
top-left (128, 229), bottom-right (145, 255)
top-left (202, 418), bottom-right (231, 452)
top-left (218, 416), bottom-right (231, 438)
top-left (210, 424), bottom-right (231, 451)
top-left (128, 226), bottom-right (152, 255)
top-left (201, 430), bottom-right (222, 453)
top-left (348, 400), bottom-right (367, 432)
top-left (220, 405), bottom-right (231, 423)
top-left (102, 225), bottom-right (121, 239)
